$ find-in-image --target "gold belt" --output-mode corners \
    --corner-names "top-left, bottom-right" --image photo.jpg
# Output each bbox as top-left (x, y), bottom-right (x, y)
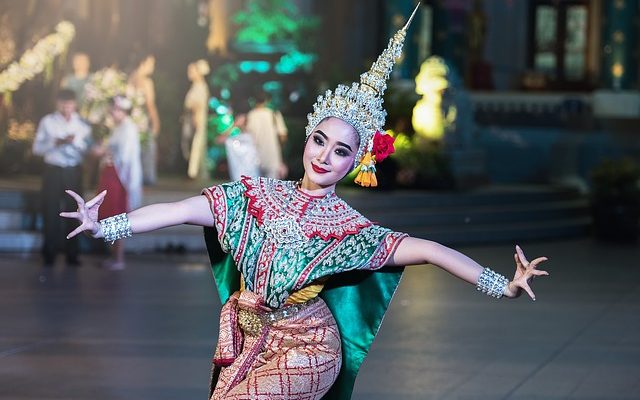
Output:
top-left (238, 297), bottom-right (320, 336)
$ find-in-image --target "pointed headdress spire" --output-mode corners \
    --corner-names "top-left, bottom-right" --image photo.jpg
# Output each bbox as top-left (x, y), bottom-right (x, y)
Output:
top-left (360, 2), bottom-right (420, 96)
top-left (305, 2), bottom-right (420, 185)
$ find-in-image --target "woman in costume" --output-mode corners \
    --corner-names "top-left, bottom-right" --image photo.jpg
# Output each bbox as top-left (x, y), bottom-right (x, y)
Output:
top-left (128, 54), bottom-right (160, 185)
top-left (183, 59), bottom-right (211, 180)
top-left (94, 96), bottom-right (142, 269)
top-left (61, 7), bottom-right (548, 399)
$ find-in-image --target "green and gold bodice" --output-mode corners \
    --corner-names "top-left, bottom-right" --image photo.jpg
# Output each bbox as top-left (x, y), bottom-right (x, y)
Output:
top-left (202, 176), bottom-right (406, 309)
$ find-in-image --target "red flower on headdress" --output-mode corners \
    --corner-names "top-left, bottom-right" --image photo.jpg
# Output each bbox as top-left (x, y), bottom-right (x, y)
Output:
top-left (372, 131), bottom-right (395, 162)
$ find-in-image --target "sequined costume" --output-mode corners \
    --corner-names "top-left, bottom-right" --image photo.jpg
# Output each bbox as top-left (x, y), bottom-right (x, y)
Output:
top-left (202, 176), bottom-right (407, 399)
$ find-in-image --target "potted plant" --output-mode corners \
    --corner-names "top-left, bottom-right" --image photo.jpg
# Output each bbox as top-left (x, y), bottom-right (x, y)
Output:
top-left (590, 158), bottom-right (640, 241)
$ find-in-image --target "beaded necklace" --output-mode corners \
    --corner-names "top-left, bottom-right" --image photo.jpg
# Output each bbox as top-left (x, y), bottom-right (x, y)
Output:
top-left (260, 179), bottom-right (334, 250)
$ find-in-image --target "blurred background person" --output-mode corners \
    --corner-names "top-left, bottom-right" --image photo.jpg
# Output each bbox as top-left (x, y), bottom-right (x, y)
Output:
top-left (94, 96), bottom-right (142, 270)
top-left (60, 52), bottom-right (92, 109)
top-left (182, 59), bottom-right (211, 181)
top-left (224, 113), bottom-right (260, 181)
top-left (61, 52), bottom-right (100, 187)
top-left (128, 54), bottom-right (160, 186)
top-left (244, 90), bottom-right (288, 179)
top-left (32, 89), bottom-right (91, 267)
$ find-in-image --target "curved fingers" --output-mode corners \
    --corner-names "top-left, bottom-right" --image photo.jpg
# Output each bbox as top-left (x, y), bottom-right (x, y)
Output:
top-left (530, 269), bottom-right (549, 277)
top-left (515, 245), bottom-right (529, 265)
top-left (65, 190), bottom-right (85, 206)
top-left (517, 280), bottom-right (536, 301)
top-left (86, 190), bottom-right (107, 209)
top-left (66, 223), bottom-right (86, 239)
top-left (529, 256), bottom-right (548, 269)
top-left (59, 211), bottom-right (80, 219)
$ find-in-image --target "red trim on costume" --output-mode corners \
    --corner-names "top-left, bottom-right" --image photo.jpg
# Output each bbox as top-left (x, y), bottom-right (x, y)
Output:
top-left (369, 231), bottom-right (409, 270)
top-left (254, 241), bottom-right (277, 295)
top-left (239, 175), bottom-right (372, 242)
top-left (202, 186), bottom-right (228, 242)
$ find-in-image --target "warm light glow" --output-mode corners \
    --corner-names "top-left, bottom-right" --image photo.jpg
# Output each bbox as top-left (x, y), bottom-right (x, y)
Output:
top-left (7, 119), bottom-right (35, 141)
top-left (612, 62), bottom-right (624, 78)
top-left (613, 31), bottom-right (625, 43)
top-left (412, 56), bottom-right (454, 141)
top-left (207, 0), bottom-right (229, 54)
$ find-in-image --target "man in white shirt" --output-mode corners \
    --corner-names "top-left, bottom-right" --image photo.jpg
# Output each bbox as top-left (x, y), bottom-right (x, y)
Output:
top-left (32, 89), bottom-right (91, 267)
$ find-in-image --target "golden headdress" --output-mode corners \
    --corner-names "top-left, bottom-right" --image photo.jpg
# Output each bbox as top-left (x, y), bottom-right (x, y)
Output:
top-left (305, 4), bottom-right (420, 187)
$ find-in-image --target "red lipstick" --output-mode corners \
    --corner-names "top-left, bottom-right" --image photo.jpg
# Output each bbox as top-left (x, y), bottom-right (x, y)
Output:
top-left (311, 164), bottom-right (329, 174)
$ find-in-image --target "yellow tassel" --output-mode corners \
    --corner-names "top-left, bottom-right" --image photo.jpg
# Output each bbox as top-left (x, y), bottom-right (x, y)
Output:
top-left (354, 171), bottom-right (363, 186)
top-left (354, 152), bottom-right (378, 188)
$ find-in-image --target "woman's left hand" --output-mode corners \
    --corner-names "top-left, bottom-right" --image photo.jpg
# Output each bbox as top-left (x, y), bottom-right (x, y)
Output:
top-left (504, 245), bottom-right (549, 300)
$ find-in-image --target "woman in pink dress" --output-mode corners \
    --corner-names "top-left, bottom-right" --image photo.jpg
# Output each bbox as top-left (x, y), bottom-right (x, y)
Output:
top-left (95, 96), bottom-right (142, 269)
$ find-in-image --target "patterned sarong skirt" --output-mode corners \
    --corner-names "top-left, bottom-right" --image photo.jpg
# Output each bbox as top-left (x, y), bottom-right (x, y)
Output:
top-left (210, 290), bottom-right (342, 399)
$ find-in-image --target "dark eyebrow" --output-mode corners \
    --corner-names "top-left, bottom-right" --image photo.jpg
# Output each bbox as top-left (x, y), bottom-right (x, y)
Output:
top-left (314, 129), bottom-right (353, 152)
top-left (315, 130), bottom-right (328, 139)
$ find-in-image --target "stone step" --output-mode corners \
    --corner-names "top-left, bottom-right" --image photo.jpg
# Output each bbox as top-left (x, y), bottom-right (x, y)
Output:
top-left (367, 200), bottom-right (590, 228)
top-left (0, 209), bottom-right (34, 231)
top-left (340, 186), bottom-right (583, 210)
top-left (0, 224), bottom-right (205, 254)
top-left (0, 216), bottom-right (591, 253)
top-left (0, 231), bottom-right (43, 253)
top-left (0, 198), bottom-right (589, 231)
top-left (404, 216), bottom-right (592, 245)
top-left (0, 185), bottom-right (584, 211)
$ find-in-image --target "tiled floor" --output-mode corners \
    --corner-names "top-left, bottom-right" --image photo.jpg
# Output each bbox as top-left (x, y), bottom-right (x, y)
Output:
top-left (1, 238), bottom-right (638, 399)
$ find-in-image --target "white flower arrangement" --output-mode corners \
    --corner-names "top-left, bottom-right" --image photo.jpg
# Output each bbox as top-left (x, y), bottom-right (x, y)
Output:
top-left (0, 21), bottom-right (75, 96)
top-left (81, 67), bottom-right (149, 135)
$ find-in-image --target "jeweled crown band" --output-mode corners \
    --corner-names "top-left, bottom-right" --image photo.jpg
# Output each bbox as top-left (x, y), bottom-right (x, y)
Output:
top-left (476, 267), bottom-right (509, 298)
top-left (100, 213), bottom-right (132, 243)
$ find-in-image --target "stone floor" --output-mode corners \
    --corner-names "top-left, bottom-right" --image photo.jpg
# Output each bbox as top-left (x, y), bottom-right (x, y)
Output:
top-left (0, 238), bottom-right (639, 399)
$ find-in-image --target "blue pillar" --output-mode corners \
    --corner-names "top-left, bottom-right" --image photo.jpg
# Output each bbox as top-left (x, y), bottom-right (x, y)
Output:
top-left (430, 0), bottom-right (467, 80)
top-left (600, 0), bottom-right (639, 89)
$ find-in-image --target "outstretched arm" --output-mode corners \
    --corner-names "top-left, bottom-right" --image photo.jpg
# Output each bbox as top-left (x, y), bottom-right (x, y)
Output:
top-left (60, 190), bottom-right (212, 239)
top-left (387, 236), bottom-right (549, 300)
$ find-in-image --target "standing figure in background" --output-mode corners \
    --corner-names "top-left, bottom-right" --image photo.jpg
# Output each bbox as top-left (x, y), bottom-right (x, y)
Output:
top-left (128, 54), bottom-right (160, 185)
top-left (244, 91), bottom-right (288, 179)
top-left (32, 89), bottom-right (91, 267)
top-left (183, 59), bottom-right (211, 180)
top-left (224, 113), bottom-right (260, 181)
top-left (61, 52), bottom-right (98, 187)
top-left (61, 52), bottom-right (92, 109)
top-left (94, 96), bottom-right (142, 270)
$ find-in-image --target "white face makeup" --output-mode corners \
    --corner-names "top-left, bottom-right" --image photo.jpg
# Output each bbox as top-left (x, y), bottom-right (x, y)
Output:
top-left (302, 117), bottom-right (359, 189)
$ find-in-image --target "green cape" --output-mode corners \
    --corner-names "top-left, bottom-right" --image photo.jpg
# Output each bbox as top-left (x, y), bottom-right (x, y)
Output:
top-left (204, 226), bottom-right (404, 400)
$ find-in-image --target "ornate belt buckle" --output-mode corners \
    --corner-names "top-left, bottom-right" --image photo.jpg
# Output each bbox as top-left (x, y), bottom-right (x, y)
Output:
top-left (238, 308), bottom-right (264, 336)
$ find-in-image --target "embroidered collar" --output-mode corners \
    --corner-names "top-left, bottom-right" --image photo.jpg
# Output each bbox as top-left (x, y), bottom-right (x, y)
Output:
top-left (241, 176), bottom-right (371, 241)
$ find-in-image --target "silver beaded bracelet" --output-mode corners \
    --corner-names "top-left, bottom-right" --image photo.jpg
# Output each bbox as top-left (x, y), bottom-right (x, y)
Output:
top-left (476, 267), bottom-right (509, 299)
top-left (100, 213), bottom-right (132, 243)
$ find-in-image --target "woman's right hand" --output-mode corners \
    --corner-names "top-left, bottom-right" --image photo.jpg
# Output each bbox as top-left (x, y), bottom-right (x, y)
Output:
top-left (60, 190), bottom-right (107, 239)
